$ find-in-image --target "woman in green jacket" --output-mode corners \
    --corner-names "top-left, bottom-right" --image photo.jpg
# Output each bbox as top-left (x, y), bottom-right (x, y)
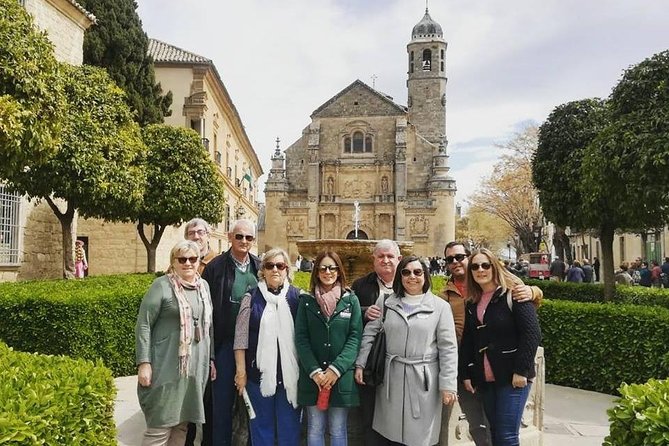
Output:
top-left (295, 250), bottom-right (362, 446)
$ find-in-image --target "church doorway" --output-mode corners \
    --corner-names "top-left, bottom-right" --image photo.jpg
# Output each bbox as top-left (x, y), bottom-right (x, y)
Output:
top-left (346, 230), bottom-right (369, 240)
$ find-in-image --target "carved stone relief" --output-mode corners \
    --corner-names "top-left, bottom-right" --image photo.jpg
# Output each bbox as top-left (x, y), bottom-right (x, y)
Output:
top-left (409, 215), bottom-right (429, 235)
top-left (287, 217), bottom-right (306, 236)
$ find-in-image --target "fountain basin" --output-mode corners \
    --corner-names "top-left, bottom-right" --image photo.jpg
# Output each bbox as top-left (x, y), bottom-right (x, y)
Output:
top-left (296, 239), bottom-right (414, 281)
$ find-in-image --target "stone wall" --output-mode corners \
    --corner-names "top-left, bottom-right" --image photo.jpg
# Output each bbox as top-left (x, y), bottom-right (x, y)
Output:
top-left (16, 200), bottom-right (63, 280)
top-left (24, 0), bottom-right (90, 66)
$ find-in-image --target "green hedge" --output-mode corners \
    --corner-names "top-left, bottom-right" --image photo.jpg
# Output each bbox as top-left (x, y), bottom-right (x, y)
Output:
top-left (0, 342), bottom-right (116, 444)
top-left (526, 279), bottom-right (669, 309)
top-left (604, 378), bottom-right (669, 446)
top-left (539, 299), bottom-right (669, 395)
top-left (0, 274), bottom-right (154, 377)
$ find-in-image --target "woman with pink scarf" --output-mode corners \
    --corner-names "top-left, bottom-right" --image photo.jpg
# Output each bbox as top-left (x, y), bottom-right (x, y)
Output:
top-left (295, 250), bottom-right (362, 446)
top-left (135, 240), bottom-right (214, 446)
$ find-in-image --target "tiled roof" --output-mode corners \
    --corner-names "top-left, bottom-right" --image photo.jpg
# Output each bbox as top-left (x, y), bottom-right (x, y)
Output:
top-left (67, 0), bottom-right (96, 23)
top-left (148, 38), bottom-right (211, 64)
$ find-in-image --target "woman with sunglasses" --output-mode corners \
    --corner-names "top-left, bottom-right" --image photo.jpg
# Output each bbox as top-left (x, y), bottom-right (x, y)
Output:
top-left (460, 248), bottom-right (541, 446)
top-left (295, 251), bottom-right (362, 446)
top-left (355, 255), bottom-right (458, 446)
top-left (135, 240), bottom-right (213, 445)
top-left (233, 247), bottom-right (301, 445)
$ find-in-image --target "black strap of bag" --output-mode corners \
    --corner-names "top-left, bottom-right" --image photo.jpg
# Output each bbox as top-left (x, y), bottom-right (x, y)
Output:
top-left (363, 294), bottom-right (389, 387)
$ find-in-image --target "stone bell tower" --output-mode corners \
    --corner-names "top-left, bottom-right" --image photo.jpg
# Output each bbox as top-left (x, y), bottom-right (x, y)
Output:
top-left (407, 7), bottom-right (447, 147)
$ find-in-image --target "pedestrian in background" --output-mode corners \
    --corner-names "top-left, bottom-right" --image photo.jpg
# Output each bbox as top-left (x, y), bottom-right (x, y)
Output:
top-left (74, 239), bottom-right (88, 278)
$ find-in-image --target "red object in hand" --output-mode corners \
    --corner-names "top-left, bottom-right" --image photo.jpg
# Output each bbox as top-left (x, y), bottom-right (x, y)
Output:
top-left (317, 387), bottom-right (331, 411)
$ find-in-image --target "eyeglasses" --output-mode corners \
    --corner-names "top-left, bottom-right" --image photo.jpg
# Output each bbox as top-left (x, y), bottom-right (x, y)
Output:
top-left (318, 265), bottom-right (339, 273)
top-left (176, 256), bottom-right (198, 265)
top-left (264, 262), bottom-right (287, 271)
top-left (401, 268), bottom-right (424, 277)
top-left (234, 234), bottom-right (255, 242)
top-left (445, 254), bottom-right (467, 264)
top-left (470, 262), bottom-right (492, 271)
top-left (187, 229), bottom-right (207, 237)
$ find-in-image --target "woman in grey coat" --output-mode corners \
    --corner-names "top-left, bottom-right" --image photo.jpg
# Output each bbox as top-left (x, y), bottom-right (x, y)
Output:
top-left (355, 255), bottom-right (458, 446)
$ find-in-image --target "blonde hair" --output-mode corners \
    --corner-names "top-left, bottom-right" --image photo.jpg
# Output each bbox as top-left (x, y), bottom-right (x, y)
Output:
top-left (167, 240), bottom-right (200, 274)
top-left (257, 247), bottom-right (292, 282)
top-left (466, 248), bottom-right (523, 303)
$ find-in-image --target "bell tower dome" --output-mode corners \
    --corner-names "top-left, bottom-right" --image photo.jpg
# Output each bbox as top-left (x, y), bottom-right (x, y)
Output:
top-left (407, 7), bottom-right (447, 147)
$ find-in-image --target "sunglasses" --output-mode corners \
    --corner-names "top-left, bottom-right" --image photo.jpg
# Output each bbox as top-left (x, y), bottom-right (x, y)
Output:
top-left (318, 265), bottom-right (339, 273)
top-left (264, 262), bottom-right (287, 271)
top-left (445, 254), bottom-right (467, 264)
top-left (176, 256), bottom-right (198, 265)
top-left (234, 234), bottom-right (255, 242)
top-left (401, 268), bottom-right (424, 277)
top-left (470, 262), bottom-right (492, 271)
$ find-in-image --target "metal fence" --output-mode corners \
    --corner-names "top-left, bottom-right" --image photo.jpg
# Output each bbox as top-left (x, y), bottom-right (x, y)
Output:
top-left (0, 185), bottom-right (21, 265)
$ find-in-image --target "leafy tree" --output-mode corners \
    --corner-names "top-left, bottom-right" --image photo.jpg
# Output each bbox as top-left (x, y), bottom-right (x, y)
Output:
top-left (138, 125), bottom-right (225, 272)
top-left (5, 64), bottom-right (145, 278)
top-left (455, 208), bottom-right (513, 251)
top-left (468, 125), bottom-right (543, 255)
top-left (77, 0), bottom-right (172, 125)
top-left (535, 50), bottom-right (669, 299)
top-left (0, 0), bottom-right (65, 177)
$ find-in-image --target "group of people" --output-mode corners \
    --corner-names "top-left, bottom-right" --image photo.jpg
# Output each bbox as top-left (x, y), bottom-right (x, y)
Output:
top-left (548, 257), bottom-right (599, 283)
top-left (135, 218), bottom-right (542, 446)
top-left (615, 257), bottom-right (669, 287)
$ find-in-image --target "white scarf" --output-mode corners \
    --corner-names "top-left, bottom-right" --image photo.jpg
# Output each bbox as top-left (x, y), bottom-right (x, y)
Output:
top-left (256, 279), bottom-right (299, 408)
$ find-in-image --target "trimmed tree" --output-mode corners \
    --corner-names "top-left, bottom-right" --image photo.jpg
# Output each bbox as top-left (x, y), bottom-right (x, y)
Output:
top-left (77, 0), bottom-right (172, 125)
top-left (581, 50), bottom-right (669, 297)
top-left (138, 125), bottom-right (225, 272)
top-left (5, 64), bottom-right (145, 278)
top-left (534, 50), bottom-right (669, 299)
top-left (0, 0), bottom-right (65, 177)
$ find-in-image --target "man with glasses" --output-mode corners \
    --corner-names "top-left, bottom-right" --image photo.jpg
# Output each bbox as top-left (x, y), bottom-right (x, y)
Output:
top-left (350, 239), bottom-right (401, 445)
top-left (201, 219), bottom-right (261, 446)
top-left (184, 218), bottom-right (217, 275)
top-left (184, 218), bottom-right (218, 445)
top-left (439, 241), bottom-right (542, 446)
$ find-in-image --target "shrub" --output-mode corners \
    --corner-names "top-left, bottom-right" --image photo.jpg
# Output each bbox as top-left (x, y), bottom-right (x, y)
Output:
top-left (0, 273), bottom-right (154, 377)
top-left (539, 299), bottom-right (669, 394)
top-left (0, 342), bottom-right (116, 444)
top-left (526, 279), bottom-right (669, 309)
top-left (604, 378), bottom-right (669, 446)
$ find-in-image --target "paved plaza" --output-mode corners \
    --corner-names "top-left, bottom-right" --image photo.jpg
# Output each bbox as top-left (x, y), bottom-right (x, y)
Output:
top-left (115, 375), bottom-right (616, 446)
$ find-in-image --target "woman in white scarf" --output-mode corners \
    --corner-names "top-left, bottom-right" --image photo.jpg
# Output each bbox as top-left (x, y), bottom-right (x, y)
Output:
top-left (233, 247), bottom-right (302, 445)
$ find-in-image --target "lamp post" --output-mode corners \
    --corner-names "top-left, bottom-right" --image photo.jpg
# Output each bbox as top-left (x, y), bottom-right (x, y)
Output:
top-left (507, 240), bottom-right (512, 261)
top-left (533, 224), bottom-right (542, 252)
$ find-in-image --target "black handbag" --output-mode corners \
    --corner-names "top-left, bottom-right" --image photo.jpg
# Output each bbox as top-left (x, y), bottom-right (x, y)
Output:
top-left (363, 298), bottom-right (389, 386)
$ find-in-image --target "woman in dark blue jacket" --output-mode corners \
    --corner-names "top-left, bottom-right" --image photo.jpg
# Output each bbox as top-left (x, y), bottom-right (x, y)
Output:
top-left (460, 248), bottom-right (541, 446)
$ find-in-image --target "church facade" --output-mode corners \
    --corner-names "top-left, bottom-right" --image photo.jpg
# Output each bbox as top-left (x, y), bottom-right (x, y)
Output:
top-left (263, 9), bottom-right (456, 260)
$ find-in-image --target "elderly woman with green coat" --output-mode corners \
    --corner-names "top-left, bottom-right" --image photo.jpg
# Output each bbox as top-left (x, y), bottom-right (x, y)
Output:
top-left (135, 240), bottom-right (214, 446)
top-left (295, 250), bottom-right (362, 446)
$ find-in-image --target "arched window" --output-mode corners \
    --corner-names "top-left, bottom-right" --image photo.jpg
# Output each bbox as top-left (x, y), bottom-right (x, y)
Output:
top-left (344, 136), bottom-right (352, 153)
top-left (353, 131), bottom-right (364, 153)
top-left (422, 49), bottom-right (432, 71)
top-left (409, 51), bottom-right (414, 74)
top-left (440, 49), bottom-right (445, 72)
top-left (365, 136), bottom-right (373, 153)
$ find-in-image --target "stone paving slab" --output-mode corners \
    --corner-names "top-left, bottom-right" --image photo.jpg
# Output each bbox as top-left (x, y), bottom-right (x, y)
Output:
top-left (114, 377), bottom-right (616, 445)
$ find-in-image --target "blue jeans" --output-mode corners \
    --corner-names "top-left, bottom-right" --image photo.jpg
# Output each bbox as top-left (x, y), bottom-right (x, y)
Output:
top-left (246, 380), bottom-right (301, 445)
top-left (306, 405), bottom-right (349, 446)
top-left (212, 341), bottom-right (236, 446)
top-left (480, 382), bottom-right (531, 446)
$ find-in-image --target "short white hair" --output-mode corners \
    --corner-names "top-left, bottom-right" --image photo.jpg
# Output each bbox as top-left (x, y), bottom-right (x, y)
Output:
top-left (373, 239), bottom-right (400, 256)
top-left (183, 218), bottom-right (212, 238)
top-left (229, 219), bottom-right (256, 235)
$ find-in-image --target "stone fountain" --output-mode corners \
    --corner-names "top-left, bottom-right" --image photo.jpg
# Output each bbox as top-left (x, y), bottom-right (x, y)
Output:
top-left (296, 239), bottom-right (414, 280)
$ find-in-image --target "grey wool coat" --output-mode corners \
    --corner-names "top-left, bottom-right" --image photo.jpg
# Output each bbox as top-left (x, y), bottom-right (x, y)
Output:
top-left (356, 291), bottom-right (458, 446)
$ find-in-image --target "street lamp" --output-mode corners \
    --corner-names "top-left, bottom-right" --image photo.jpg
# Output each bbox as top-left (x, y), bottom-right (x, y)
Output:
top-left (533, 223), bottom-right (542, 252)
top-left (507, 240), bottom-right (512, 260)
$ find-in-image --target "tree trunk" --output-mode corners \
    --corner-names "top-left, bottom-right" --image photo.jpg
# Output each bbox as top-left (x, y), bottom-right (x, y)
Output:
top-left (600, 225), bottom-right (615, 301)
top-left (137, 221), bottom-right (166, 273)
top-left (45, 197), bottom-right (76, 279)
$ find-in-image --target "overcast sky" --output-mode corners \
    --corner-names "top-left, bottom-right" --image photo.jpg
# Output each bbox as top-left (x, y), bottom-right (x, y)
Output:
top-left (136, 0), bottom-right (669, 206)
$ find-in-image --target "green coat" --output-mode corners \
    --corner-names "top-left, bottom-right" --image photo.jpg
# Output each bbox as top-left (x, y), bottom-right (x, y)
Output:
top-left (135, 275), bottom-right (213, 428)
top-left (295, 289), bottom-right (362, 407)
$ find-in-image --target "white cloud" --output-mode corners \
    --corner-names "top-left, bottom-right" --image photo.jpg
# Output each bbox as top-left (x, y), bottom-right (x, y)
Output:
top-left (136, 0), bottom-right (669, 204)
